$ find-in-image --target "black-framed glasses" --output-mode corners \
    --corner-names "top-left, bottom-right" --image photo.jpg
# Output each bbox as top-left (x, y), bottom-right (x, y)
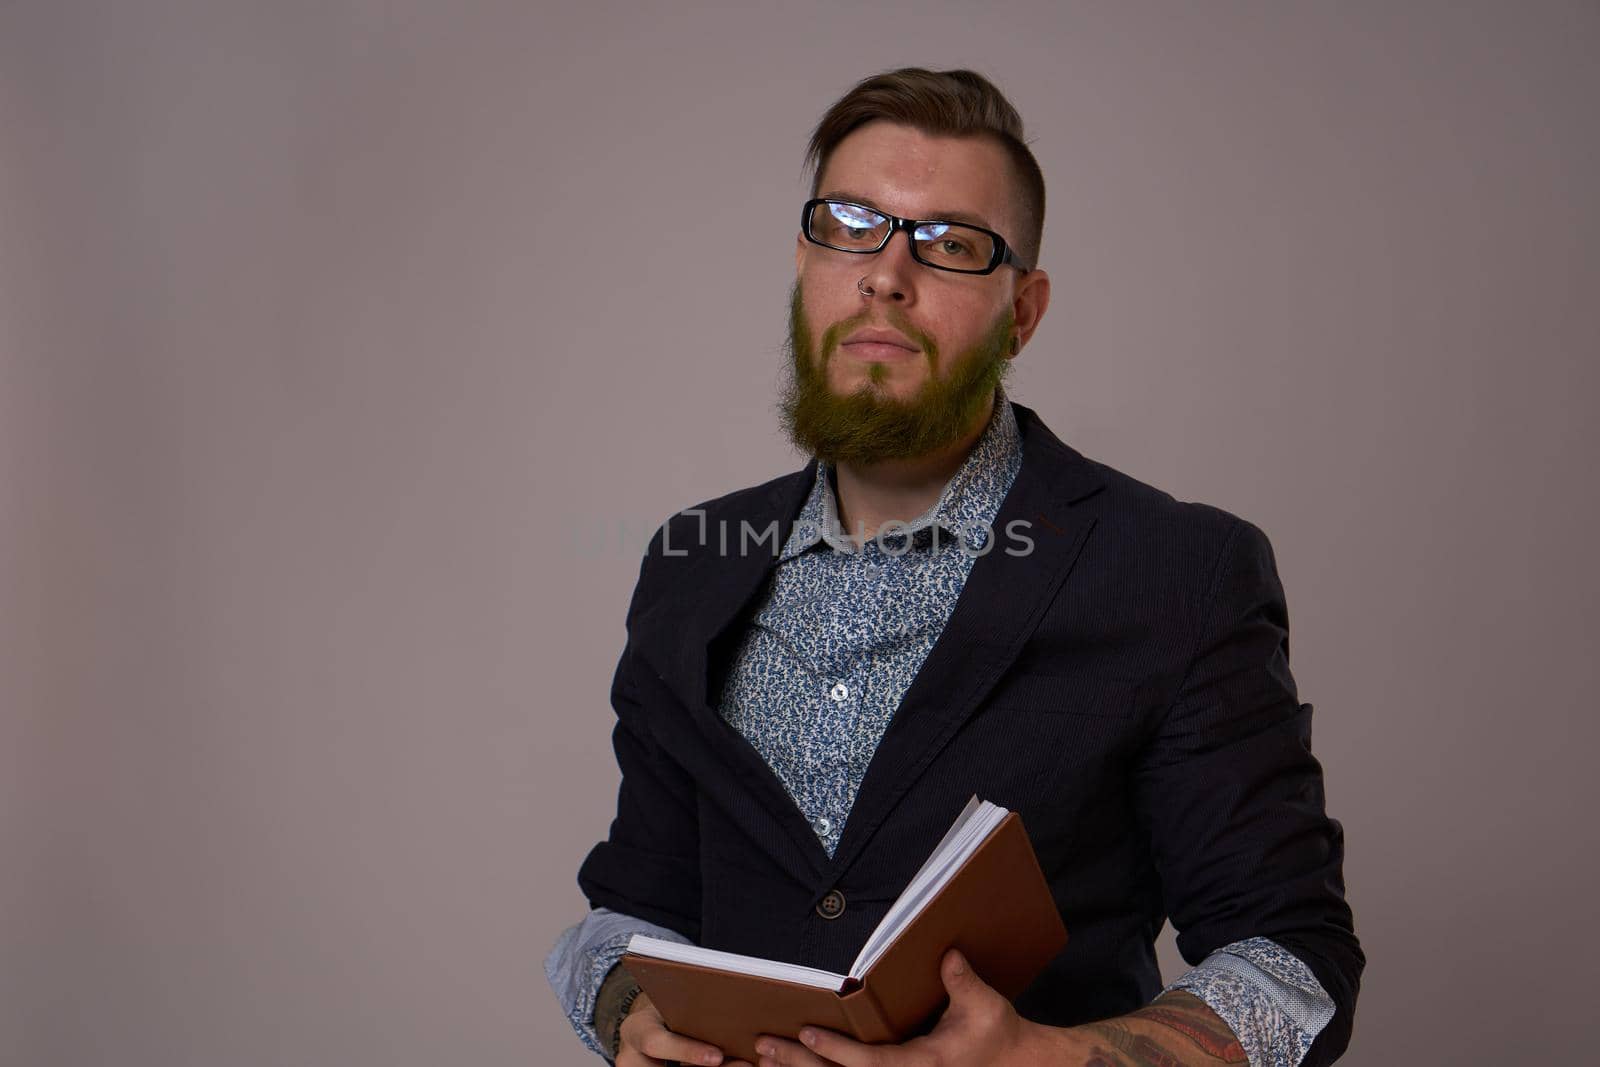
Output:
top-left (800, 197), bottom-right (1033, 275)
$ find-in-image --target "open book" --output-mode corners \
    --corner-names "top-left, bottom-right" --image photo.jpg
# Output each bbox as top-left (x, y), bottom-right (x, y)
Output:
top-left (621, 797), bottom-right (1067, 1062)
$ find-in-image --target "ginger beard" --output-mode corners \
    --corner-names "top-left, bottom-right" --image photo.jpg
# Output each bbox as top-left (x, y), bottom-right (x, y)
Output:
top-left (778, 281), bottom-right (1016, 465)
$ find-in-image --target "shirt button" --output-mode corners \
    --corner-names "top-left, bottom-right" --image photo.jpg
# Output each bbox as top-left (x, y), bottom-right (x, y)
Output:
top-left (812, 815), bottom-right (833, 837)
top-left (829, 681), bottom-right (850, 701)
top-left (816, 889), bottom-right (847, 920)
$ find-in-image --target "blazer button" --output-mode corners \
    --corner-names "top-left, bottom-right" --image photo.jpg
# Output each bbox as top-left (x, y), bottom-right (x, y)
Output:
top-left (815, 889), bottom-right (847, 920)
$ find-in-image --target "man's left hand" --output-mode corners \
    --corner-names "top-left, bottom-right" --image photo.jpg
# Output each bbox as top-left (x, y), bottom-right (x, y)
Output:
top-left (751, 947), bottom-right (1060, 1067)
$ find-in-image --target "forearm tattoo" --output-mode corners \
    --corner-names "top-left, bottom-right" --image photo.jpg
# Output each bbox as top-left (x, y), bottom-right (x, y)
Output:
top-left (1077, 991), bottom-right (1247, 1066)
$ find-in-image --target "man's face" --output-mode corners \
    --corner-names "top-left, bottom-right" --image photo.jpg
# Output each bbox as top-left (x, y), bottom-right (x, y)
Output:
top-left (781, 120), bottom-right (1046, 464)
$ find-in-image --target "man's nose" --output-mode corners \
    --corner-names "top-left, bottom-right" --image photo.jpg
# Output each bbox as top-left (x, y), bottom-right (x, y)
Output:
top-left (857, 228), bottom-right (920, 304)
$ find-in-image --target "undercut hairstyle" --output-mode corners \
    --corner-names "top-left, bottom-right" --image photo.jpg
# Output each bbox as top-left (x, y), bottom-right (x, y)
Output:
top-left (803, 67), bottom-right (1046, 268)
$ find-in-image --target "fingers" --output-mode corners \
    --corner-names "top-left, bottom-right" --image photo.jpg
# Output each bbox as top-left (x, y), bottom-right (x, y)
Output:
top-left (938, 947), bottom-right (1001, 1018)
top-left (756, 1029), bottom-right (864, 1067)
top-left (941, 947), bottom-right (977, 996)
top-left (631, 1025), bottom-right (724, 1065)
top-left (617, 1035), bottom-right (724, 1065)
top-left (751, 1034), bottom-right (830, 1066)
top-left (617, 1001), bottom-right (726, 1066)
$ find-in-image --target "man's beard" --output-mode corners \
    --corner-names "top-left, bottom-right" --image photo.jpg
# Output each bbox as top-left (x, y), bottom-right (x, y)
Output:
top-left (778, 281), bottom-right (1016, 465)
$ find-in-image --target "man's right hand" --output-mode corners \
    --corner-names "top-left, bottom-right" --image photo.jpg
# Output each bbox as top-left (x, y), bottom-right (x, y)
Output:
top-left (616, 991), bottom-right (752, 1067)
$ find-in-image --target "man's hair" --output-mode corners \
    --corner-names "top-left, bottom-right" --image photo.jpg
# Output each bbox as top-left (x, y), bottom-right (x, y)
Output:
top-left (803, 67), bottom-right (1046, 268)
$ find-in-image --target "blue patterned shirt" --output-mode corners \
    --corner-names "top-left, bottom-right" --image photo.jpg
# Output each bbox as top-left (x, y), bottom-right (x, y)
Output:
top-left (547, 391), bottom-right (1335, 1065)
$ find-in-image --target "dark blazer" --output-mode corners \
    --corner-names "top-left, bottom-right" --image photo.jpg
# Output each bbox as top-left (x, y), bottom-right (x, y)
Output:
top-left (577, 400), bottom-right (1363, 1066)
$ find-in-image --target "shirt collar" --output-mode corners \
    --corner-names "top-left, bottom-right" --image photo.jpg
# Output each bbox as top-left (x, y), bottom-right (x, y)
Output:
top-left (777, 387), bottom-right (1024, 562)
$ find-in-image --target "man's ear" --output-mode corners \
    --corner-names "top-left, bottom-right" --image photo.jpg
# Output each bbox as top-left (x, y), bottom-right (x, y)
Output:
top-left (795, 230), bottom-right (807, 276)
top-left (1012, 267), bottom-right (1051, 348)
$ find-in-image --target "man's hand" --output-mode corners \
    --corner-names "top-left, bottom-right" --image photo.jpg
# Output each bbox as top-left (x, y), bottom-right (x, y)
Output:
top-left (749, 949), bottom-right (1246, 1067)
top-left (751, 948), bottom-right (1060, 1066)
top-left (616, 990), bottom-right (754, 1067)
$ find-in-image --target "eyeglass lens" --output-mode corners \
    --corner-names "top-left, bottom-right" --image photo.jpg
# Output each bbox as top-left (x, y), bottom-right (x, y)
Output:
top-left (808, 200), bottom-right (996, 272)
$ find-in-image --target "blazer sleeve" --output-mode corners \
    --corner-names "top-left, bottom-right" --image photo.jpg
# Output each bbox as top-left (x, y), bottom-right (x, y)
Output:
top-left (575, 524), bottom-right (703, 943)
top-left (1133, 515), bottom-right (1364, 1067)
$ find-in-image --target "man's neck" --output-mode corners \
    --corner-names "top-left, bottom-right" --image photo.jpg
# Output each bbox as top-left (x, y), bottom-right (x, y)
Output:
top-left (830, 393), bottom-right (996, 545)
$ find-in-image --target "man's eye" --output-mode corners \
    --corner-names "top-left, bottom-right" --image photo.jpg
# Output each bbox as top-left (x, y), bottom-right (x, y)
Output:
top-left (828, 205), bottom-right (881, 234)
top-left (938, 238), bottom-right (969, 255)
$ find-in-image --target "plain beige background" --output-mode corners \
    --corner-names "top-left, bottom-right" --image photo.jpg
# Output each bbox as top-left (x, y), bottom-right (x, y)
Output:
top-left (3, 1), bottom-right (1595, 1064)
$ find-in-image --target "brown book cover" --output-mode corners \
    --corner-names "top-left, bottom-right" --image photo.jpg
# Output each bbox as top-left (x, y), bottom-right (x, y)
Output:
top-left (620, 802), bottom-right (1067, 1063)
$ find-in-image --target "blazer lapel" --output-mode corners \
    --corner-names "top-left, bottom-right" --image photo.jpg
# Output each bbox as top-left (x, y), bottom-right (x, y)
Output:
top-left (639, 404), bottom-right (1107, 881)
top-left (826, 403), bottom-right (1106, 876)
top-left (647, 458), bottom-right (841, 876)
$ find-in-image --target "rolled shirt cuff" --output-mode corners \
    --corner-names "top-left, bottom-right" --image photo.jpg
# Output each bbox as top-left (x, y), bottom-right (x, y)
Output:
top-left (544, 907), bottom-right (693, 1060)
top-left (1160, 936), bottom-right (1337, 1067)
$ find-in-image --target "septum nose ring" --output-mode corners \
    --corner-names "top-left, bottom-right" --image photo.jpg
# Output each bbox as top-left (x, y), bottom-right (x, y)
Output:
top-left (857, 276), bottom-right (874, 297)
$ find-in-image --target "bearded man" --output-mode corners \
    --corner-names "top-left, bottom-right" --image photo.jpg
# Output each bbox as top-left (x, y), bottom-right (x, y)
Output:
top-left (546, 67), bottom-right (1362, 1067)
